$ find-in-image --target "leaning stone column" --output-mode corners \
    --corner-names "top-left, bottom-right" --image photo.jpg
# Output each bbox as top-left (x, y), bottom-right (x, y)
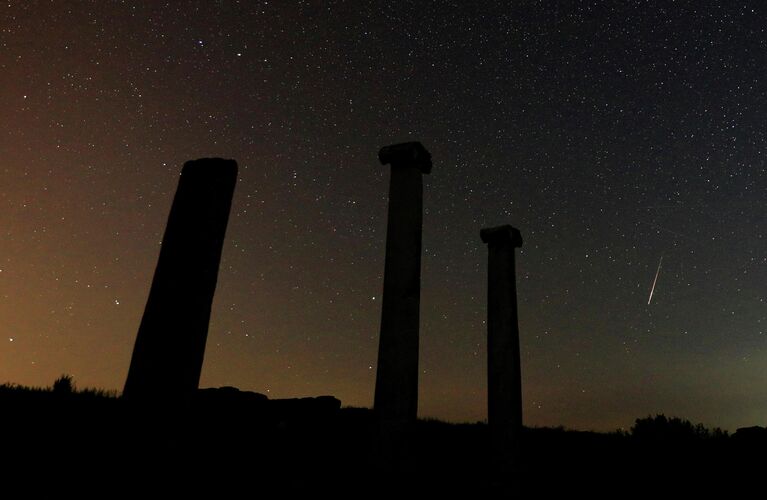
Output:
top-left (480, 224), bottom-right (523, 493)
top-left (374, 142), bottom-right (431, 433)
top-left (123, 158), bottom-right (238, 401)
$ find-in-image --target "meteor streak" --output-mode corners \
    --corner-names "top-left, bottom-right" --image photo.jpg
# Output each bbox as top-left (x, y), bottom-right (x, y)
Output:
top-left (647, 256), bottom-right (663, 305)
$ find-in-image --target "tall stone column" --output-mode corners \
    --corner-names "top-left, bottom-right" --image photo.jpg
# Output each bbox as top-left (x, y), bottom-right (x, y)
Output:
top-left (374, 142), bottom-right (431, 431)
top-left (123, 158), bottom-right (238, 401)
top-left (480, 224), bottom-right (523, 493)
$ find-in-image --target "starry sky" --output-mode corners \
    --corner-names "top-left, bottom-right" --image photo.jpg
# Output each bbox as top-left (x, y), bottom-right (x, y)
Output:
top-left (2, 1), bottom-right (766, 431)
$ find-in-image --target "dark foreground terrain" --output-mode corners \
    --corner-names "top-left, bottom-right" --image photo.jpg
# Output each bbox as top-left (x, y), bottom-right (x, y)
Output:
top-left (1, 382), bottom-right (765, 497)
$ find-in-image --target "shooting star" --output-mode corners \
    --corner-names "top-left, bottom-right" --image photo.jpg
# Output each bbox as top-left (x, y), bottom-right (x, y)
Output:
top-left (647, 256), bottom-right (663, 305)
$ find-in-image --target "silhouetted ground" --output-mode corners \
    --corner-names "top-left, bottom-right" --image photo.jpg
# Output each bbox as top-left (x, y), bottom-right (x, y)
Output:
top-left (1, 382), bottom-right (765, 497)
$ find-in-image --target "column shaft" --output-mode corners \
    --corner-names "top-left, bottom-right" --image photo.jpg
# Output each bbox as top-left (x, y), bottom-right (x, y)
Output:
top-left (123, 158), bottom-right (238, 401)
top-left (374, 166), bottom-right (423, 424)
top-left (373, 142), bottom-right (431, 428)
top-left (481, 224), bottom-right (523, 492)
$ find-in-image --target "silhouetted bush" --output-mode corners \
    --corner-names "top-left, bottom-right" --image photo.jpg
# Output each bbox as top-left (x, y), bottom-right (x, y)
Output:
top-left (631, 414), bottom-right (727, 442)
top-left (52, 374), bottom-right (74, 394)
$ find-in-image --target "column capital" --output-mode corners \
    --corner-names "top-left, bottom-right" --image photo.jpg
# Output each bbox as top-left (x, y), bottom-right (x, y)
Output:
top-left (480, 225), bottom-right (523, 248)
top-left (378, 142), bottom-right (432, 174)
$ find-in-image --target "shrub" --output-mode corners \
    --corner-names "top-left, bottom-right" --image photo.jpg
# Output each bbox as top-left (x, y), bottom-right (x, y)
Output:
top-left (53, 374), bottom-right (74, 394)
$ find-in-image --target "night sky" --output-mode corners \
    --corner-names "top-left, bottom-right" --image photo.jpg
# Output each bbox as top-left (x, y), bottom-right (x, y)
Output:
top-left (2, 1), bottom-right (766, 431)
